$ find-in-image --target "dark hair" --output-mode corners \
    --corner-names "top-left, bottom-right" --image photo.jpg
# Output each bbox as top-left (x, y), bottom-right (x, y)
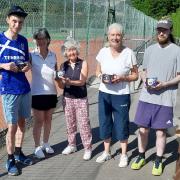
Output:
top-left (169, 33), bottom-right (175, 43)
top-left (33, 28), bottom-right (51, 45)
top-left (7, 5), bottom-right (28, 18)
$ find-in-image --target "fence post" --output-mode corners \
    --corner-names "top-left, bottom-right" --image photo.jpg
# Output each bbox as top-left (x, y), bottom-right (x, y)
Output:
top-left (64, 0), bottom-right (66, 28)
top-left (43, 0), bottom-right (47, 28)
top-left (86, 0), bottom-right (90, 58)
top-left (72, 0), bottom-right (75, 38)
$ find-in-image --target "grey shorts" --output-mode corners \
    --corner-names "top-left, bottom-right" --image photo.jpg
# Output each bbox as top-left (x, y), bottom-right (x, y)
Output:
top-left (134, 101), bottom-right (173, 129)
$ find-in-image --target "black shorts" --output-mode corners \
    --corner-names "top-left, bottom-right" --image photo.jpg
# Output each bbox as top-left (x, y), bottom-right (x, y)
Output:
top-left (32, 95), bottom-right (58, 110)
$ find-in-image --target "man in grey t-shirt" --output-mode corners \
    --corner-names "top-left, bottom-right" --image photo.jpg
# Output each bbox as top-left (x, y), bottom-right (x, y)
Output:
top-left (131, 18), bottom-right (180, 176)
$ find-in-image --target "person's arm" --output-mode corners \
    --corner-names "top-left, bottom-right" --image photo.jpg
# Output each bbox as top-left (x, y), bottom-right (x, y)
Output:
top-left (140, 69), bottom-right (147, 83)
top-left (96, 62), bottom-right (102, 80)
top-left (21, 62), bottom-right (31, 72)
top-left (112, 65), bottom-right (138, 83)
top-left (153, 73), bottom-right (180, 90)
top-left (53, 53), bottom-right (58, 71)
top-left (0, 62), bottom-right (18, 72)
top-left (21, 39), bottom-right (31, 72)
top-left (56, 63), bottom-right (65, 89)
top-left (55, 63), bottom-right (58, 71)
top-left (65, 60), bottom-right (88, 86)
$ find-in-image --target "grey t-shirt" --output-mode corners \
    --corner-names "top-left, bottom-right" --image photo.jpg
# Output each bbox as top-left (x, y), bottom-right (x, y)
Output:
top-left (140, 43), bottom-right (180, 107)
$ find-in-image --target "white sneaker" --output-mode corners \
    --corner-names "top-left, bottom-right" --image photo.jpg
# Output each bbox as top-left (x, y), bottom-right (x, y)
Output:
top-left (96, 151), bottom-right (111, 163)
top-left (119, 154), bottom-right (128, 168)
top-left (83, 150), bottom-right (92, 161)
top-left (62, 145), bottom-right (77, 155)
top-left (42, 143), bottom-right (54, 154)
top-left (34, 146), bottom-right (45, 159)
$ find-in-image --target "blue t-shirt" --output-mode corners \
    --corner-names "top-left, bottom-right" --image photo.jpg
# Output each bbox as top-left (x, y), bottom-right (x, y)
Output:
top-left (0, 32), bottom-right (30, 94)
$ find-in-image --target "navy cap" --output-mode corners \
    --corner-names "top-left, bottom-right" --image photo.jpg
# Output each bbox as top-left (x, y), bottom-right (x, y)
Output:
top-left (156, 19), bottom-right (172, 30)
top-left (7, 5), bottom-right (28, 18)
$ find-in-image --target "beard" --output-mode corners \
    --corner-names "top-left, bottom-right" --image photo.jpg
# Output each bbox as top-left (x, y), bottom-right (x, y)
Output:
top-left (157, 36), bottom-right (169, 45)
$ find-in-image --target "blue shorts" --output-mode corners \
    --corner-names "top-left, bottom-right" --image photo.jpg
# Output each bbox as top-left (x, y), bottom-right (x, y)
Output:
top-left (134, 101), bottom-right (173, 129)
top-left (2, 92), bottom-right (31, 124)
top-left (98, 91), bottom-right (130, 141)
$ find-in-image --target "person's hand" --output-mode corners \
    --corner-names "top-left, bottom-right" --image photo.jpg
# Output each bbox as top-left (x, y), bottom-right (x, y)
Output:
top-left (102, 74), bottom-right (112, 84)
top-left (111, 75), bottom-right (125, 83)
top-left (64, 77), bottom-right (71, 85)
top-left (58, 77), bottom-right (71, 85)
top-left (55, 76), bottom-right (65, 82)
top-left (21, 62), bottom-right (31, 72)
top-left (146, 81), bottom-right (167, 91)
top-left (2, 62), bottom-right (18, 72)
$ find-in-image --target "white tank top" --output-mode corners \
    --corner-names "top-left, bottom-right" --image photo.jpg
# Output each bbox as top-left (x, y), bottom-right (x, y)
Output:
top-left (31, 50), bottom-right (57, 95)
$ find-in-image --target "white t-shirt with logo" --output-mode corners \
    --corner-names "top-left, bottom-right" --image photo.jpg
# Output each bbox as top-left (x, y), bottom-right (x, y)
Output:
top-left (96, 47), bottom-right (137, 95)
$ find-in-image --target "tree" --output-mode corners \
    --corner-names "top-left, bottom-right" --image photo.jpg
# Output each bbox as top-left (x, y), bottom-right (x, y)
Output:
top-left (131, 0), bottom-right (180, 19)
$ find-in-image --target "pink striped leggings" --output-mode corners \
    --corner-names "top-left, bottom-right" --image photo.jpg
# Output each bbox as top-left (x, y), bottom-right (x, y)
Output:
top-left (63, 97), bottom-right (92, 150)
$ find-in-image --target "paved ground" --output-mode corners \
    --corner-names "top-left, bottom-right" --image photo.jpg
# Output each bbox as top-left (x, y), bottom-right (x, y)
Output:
top-left (0, 80), bottom-right (179, 180)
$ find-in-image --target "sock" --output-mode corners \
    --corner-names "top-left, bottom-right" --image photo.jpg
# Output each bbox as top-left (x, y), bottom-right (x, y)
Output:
top-left (155, 155), bottom-right (162, 163)
top-left (14, 147), bottom-right (22, 156)
top-left (8, 154), bottom-right (14, 160)
top-left (139, 152), bottom-right (145, 159)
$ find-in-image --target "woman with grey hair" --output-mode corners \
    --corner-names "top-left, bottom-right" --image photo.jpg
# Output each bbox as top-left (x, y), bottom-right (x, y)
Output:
top-left (57, 38), bottom-right (92, 160)
top-left (95, 23), bottom-right (138, 167)
top-left (31, 28), bottom-right (58, 159)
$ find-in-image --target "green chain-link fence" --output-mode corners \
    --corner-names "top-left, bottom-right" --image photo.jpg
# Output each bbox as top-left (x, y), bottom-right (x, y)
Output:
top-left (0, 0), bottom-right (157, 49)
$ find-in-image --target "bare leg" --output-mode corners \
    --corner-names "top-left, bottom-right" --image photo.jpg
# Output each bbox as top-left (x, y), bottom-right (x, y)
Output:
top-left (15, 118), bottom-right (25, 148)
top-left (33, 109), bottom-right (44, 147)
top-left (104, 138), bottom-right (111, 153)
top-left (43, 108), bottom-right (54, 143)
top-left (120, 140), bottom-right (128, 155)
top-left (138, 127), bottom-right (149, 153)
top-left (6, 124), bottom-right (17, 154)
top-left (156, 129), bottom-right (166, 156)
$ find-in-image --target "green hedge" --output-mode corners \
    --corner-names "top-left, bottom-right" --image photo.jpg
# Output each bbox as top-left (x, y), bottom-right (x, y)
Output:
top-left (171, 8), bottom-right (180, 37)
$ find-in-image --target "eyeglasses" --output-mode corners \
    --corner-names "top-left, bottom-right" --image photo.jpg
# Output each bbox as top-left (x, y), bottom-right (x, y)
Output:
top-left (157, 28), bottom-right (169, 34)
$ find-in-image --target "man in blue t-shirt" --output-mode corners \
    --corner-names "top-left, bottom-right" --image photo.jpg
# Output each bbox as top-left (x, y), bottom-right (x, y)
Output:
top-left (0, 5), bottom-right (32, 176)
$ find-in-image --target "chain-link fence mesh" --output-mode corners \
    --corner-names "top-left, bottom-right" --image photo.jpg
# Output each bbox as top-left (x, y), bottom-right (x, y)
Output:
top-left (0, 0), bottom-right (157, 50)
top-left (115, 1), bottom-right (157, 51)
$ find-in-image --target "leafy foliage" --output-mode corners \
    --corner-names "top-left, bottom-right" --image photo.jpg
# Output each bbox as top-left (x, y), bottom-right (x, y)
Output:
top-left (171, 8), bottom-right (180, 37)
top-left (131, 0), bottom-right (180, 19)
